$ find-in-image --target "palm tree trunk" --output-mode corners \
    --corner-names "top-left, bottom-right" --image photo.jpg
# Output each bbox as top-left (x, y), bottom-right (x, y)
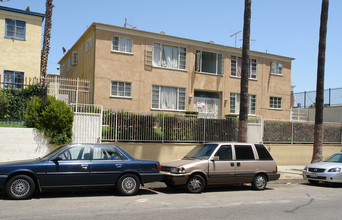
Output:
top-left (312, 0), bottom-right (329, 163)
top-left (238, 0), bottom-right (251, 143)
top-left (40, 0), bottom-right (54, 78)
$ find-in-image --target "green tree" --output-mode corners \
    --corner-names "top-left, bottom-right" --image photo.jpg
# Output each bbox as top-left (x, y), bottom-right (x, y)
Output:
top-left (238, 0), bottom-right (252, 142)
top-left (312, 0), bottom-right (329, 163)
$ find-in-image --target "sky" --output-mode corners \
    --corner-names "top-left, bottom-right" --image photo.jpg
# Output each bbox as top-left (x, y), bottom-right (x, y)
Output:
top-left (1, 0), bottom-right (341, 93)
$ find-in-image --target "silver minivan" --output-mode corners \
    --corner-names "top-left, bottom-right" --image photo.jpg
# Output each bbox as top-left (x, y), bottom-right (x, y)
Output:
top-left (161, 142), bottom-right (280, 193)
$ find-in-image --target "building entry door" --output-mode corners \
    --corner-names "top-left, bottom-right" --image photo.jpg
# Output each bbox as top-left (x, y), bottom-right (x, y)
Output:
top-left (193, 91), bottom-right (220, 118)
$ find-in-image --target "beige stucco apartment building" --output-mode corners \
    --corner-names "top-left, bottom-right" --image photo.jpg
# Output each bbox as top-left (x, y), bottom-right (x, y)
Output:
top-left (59, 22), bottom-right (294, 120)
top-left (0, 6), bottom-right (44, 88)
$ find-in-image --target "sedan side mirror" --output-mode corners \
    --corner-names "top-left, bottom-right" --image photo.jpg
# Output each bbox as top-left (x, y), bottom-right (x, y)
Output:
top-left (211, 156), bottom-right (219, 161)
top-left (52, 156), bottom-right (62, 163)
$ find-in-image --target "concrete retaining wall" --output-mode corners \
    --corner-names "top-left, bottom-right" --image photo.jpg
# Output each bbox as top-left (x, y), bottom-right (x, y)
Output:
top-left (0, 128), bottom-right (341, 165)
top-left (115, 142), bottom-right (342, 165)
top-left (0, 127), bottom-right (53, 162)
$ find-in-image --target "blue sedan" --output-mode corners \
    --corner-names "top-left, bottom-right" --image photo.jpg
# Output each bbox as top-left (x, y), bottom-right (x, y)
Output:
top-left (0, 144), bottom-right (162, 199)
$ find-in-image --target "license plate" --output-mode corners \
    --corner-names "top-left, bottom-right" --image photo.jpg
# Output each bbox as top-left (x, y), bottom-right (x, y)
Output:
top-left (310, 173), bottom-right (317, 178)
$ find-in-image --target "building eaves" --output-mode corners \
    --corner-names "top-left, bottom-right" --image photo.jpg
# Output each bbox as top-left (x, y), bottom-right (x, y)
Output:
top-left (59, 22), bottom-right (295, 64)
top-left (0, 6), bottom-right (45, 19)
top-left (95, 22), bottom-right (295, 62)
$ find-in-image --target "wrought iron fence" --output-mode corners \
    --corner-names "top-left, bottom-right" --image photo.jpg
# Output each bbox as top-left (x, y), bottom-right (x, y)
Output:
top-left (0, 75), bottom-right (91, 124)
top-left (45, 76), bottom-right (91, 105)
top-left (263, 120), bottom-right (342, 144)
top-left (102, 111), bottom-right (238, 143)
top-left (293, 87), bottom-right (342, 108)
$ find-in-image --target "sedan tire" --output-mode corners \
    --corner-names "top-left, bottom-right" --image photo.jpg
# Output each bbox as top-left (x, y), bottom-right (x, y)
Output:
top-left (186, 174), bottom-right (206, 193)
top-left (116, 174), bottom-right (140, 196)
top-left (5, 175), bottom-right (35, 200)
top-left (252, 174), bottom-right (267, 190)
top-left (308, 180), bottom-right (319, 185)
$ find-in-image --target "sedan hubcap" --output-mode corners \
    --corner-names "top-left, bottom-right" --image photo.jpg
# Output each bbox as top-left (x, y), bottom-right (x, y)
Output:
top-left (122, 177), bottom-right (136, 193)
top-left (11, 179), bottom-right (30, 196)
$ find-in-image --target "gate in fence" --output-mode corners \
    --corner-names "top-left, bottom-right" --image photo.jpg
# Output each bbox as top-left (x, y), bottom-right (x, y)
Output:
top-left (72, 104), bottom-right (103, 144)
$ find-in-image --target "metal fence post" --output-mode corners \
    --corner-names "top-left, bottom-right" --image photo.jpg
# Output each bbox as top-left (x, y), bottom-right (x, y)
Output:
top-left (203, 118), bottom-right (206, 143)
top-left (162, 114), bottom-right (165, 143)
top-left (115, 111), bottom-right (118, 142)
top-left (291, 122), bottom-right (294, 144)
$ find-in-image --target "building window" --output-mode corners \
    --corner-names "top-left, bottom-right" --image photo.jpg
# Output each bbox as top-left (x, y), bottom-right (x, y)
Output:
top-left (111, 81), bottom-right (132, 98)
top-left (112, 36), bottom-right (133, 53)
top-left (270, 62), bottom-right (283, 75)
top-left (152, 85), bottom-right (185, 111)
top-left (230, 93), bottom-right (256, 115)
top-left (195, 50), bottom-right (223, 75)
top-left (270, 97), bottom-right (282, 109)
top-left (153, 44), bottom-right (186, 70)
top-left (231, 56), bottom-right (257, 79)
top-left (72, 51), bottom-right (78, 65)
top-left (5, 19), bottom-right (26, 40)
top-left (3, 70), bottom-right (24, 89)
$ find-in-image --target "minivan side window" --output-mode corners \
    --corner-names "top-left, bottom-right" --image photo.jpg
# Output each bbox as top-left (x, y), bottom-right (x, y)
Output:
top-left (214, 145), bottom-right (232, 161)
top-left (255, 144), bottom-right (273, 160)
top-left (235, 145), bottom-right (255, 160)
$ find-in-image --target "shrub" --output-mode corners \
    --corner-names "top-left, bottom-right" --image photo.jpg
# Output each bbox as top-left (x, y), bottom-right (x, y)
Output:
top-left (24, 96), bottom-right (45, 128)
top-left (39, 96), bottom-right (74, 145)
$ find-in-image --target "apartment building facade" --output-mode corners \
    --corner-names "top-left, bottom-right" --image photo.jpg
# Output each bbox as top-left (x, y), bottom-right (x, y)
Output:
top-left (0, 6), bottom-right (44, 89)
top-left (59, 23), bottom-right (294, 120)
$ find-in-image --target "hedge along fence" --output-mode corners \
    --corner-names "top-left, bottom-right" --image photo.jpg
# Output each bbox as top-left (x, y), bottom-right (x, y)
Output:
top-left (264, 120), bottom-right (342, 144)
top-left (102, 111), bottom-right (238, 143)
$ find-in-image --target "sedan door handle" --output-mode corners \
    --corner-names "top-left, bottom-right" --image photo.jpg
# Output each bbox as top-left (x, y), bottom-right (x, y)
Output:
top-left (230, 162), bottom-right (235, 167)
top-left (115, 164), bottom-right (122, 168)
top-left (81, 164), bottom-right (88, 170)
top-left (237, 162), bottom-right (241, 167)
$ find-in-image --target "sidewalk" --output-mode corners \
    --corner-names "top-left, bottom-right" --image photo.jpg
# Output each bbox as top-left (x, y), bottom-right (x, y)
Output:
top-left (276, 165), bottom-right (306, 184)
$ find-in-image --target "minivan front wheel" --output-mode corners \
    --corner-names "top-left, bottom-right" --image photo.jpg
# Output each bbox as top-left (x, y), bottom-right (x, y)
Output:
top-left (252, 174), bottom-right (267, 190)
top-left (186, 174), bottom-right (205, 193)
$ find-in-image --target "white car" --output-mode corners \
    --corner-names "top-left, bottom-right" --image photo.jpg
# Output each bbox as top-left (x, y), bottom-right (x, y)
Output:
top-left (303, 153), bottom-right (342, 185)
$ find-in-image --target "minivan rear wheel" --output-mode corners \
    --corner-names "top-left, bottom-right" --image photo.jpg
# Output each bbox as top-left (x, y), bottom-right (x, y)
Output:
top-left (252, 174), bottom-right (267, 190)
top-left (186, 174), bottom-right (205, 193)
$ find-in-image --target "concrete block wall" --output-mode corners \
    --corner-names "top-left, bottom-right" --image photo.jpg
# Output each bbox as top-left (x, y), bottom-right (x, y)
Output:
top-left (0, 127), bottom-right (53, 162)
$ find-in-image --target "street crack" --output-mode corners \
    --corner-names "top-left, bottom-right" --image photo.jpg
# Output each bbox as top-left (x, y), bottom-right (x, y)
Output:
top-left (285, 193), bottom-right (314, 213)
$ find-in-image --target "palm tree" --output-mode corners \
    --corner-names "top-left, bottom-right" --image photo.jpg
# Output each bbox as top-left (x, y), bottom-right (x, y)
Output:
top-left (40, 0), bottom-right (54, 78)
top-left (312, 0), bottom-right (329, 163)
top-left (238, 0), bottom-right (251, 142)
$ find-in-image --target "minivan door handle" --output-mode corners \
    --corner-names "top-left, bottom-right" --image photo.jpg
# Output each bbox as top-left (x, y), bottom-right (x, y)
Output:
top-left (237, 162), bottom-right (241, 167)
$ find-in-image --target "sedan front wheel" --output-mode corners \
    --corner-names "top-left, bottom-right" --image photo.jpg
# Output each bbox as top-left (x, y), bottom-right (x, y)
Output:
top-left (5, 175), bottom-right (35, 200)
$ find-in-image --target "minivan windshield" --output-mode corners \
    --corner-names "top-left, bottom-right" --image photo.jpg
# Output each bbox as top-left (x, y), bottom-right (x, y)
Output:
top-left (324, 154), bottom-right (342, 163)
top-left (183, 144), bottom-right (218, 160)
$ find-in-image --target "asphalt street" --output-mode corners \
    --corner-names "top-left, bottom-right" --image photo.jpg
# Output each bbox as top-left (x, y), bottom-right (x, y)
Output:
top-left (1, 182), bottom-right (342, 220)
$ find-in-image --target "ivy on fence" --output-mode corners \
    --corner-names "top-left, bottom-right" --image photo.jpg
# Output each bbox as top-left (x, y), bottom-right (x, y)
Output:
top-left (264, 120), bottom-right (342, 144)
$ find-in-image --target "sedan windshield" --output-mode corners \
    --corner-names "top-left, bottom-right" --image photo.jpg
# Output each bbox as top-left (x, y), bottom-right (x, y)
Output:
top-left (183, 144), bottom-right (218, 160)
top-left (324, 154), bottom-right (342, 163)
top-left (41, 145), bottom-right (66, 159)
